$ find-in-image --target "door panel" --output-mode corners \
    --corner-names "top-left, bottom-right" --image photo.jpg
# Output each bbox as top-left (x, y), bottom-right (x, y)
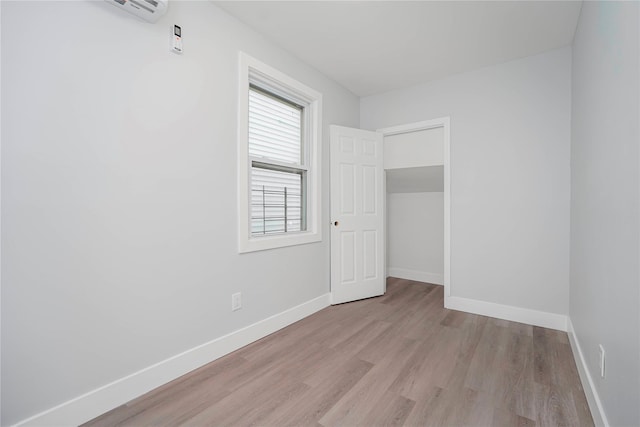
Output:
top-left (363, 230), bottom-right (377, 279)
top-left (330, 125), bottom-right (384, 304)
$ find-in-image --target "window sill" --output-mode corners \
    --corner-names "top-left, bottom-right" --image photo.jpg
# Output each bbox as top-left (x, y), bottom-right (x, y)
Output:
top-left (238, 230), bottom-right (322, 253)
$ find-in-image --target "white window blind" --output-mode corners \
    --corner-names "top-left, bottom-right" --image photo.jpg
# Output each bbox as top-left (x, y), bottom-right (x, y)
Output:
top-left (248, 86), bottom-right (306, 235)
top-left (248, 87), bottom-right (302, 164)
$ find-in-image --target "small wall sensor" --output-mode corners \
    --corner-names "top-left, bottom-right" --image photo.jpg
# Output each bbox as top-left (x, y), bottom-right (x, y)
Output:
top-left (171, 25), bottom-right (182, 54)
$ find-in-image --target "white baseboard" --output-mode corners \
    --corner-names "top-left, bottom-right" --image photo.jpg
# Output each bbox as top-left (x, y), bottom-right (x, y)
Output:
top-left (387, 267), bottom-right (443, 285)
top-left (567, 318), bottom-right (609, 427)
top-left (14, 294), bottom-right (331, 427)
top-left (445, 295), bottom-right (568, 331)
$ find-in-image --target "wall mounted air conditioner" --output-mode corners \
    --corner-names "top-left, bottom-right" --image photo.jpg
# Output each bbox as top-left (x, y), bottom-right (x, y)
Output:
top-left (105, 0), bottom-right (168, 23)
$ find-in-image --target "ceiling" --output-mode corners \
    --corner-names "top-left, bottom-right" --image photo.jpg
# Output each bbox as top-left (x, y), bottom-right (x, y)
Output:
top-left (215, 1), bottom-right (582, 97)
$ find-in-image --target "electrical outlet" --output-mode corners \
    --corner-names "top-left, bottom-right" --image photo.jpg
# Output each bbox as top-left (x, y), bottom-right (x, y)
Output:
top-left (599, 344), bottom-right (606, 378)
top-left (232, 292), bottom-right (242, 311)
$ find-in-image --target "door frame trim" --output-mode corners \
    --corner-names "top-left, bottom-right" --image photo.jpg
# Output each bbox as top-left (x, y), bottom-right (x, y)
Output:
top-left (376, 117), bottom-right (451, 304)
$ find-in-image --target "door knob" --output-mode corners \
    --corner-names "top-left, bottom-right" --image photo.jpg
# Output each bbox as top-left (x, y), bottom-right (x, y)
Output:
top-left (333, 221), bottom-right (339, 227)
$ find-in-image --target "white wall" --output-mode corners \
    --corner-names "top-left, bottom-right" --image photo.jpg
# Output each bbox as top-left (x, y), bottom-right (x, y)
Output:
top-left (570, 2), bottom-right (640, 425)
top-left (387, 192), bottom-right (444, 284)
top-left (0, 1), bottom-right (359, 425)
top-left (362, 47), bottom-right (572, 317)
top-left (384, 127), bottom-right (444, 169)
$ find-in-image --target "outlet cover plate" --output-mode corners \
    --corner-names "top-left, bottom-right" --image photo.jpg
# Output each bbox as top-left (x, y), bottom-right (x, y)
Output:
top-left (232, 292), bottom-right (242, 311)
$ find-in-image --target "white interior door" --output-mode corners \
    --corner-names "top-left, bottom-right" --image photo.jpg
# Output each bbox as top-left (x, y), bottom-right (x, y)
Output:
top-left (330, 125), bottom-right (385, 304)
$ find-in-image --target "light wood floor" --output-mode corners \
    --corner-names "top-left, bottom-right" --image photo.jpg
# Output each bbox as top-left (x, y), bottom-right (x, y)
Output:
top-left (84, 278), bottom-right (593, 426)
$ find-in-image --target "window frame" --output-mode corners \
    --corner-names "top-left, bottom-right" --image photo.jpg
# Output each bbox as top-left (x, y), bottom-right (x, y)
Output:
top-left (237, 52), bottom-right (323, 253)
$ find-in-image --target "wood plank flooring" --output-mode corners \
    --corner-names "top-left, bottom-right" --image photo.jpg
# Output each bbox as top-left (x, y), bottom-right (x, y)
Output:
top-left (84, 278), bottom-right (593, 426)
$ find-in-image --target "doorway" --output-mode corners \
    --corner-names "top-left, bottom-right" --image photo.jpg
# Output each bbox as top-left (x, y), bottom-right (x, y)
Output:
top-left (329, 118), bottom-right (450, 305)
top-left (378, 118), bottom-right (451, 302)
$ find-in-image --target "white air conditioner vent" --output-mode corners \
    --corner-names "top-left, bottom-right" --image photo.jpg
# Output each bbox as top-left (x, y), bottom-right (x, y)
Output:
top-left (105, 0), bottom-right (168, 23)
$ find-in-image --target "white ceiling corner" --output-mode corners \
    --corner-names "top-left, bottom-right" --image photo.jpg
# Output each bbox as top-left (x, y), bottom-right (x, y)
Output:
top-left (215, 1), bottom-right (582, 97)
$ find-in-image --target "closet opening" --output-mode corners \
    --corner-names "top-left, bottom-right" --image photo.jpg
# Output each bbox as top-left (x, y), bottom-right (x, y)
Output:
top-left (379, 119), bottom-right (451, 304)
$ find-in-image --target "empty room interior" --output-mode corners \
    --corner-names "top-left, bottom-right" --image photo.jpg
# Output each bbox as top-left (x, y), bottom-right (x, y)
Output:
top-left (1, 1), bottom-right (639, 426)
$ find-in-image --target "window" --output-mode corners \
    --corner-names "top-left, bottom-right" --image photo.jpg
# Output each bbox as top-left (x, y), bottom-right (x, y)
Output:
top-left (238, 53), bottom-right (322, 253)
top-left (249, 87), bottom-right (305, 235)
